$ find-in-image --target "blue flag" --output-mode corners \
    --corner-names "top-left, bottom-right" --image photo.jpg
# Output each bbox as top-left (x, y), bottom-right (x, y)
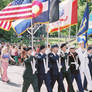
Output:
top-left (12, 0), bottom-right (32, 35)
top-left (77, 3), bottom-right (89, 36)
top-left (77, 32), bottom-right (88, 48)
top-left (12, 19), bottom-right (31, 35)
top-left (88, 11), bottom-right (92, 36)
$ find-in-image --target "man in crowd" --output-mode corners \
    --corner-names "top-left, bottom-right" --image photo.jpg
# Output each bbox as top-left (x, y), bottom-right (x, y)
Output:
top-left (48, 44), bottom-right (65, 92)
top-left (68, 45), bottom-right (84, 92)
top-left (60, 43), bottom-right (75, 92)
top-left (88, 46), bottom-right (92, 92)
top-left (76, 41), bottom-right (92, 91)
top-left (83, 46), bottom-right (92, 91)
top-left (88, 46), bottom-right (92, 78)
top-left (22, 47), bottom-right (39, 92)
top-left (36, 45), bottom-right (52, 92)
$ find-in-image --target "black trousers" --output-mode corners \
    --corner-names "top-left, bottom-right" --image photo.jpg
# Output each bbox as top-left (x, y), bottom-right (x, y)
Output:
top-left (71, 73), bottom-right (84, 92)
top-left (62, 70), bottom-right (75, 92)
top-left (37, 72), bottom-right (52, 92)
top-left (51, 72), bottom-right (65, 92)
top-left (22, 75), bottom-right (39, 92)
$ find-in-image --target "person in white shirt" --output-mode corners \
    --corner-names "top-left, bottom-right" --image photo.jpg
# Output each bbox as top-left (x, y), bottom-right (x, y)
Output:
top-left (76, 41), bottom-right (92, 91)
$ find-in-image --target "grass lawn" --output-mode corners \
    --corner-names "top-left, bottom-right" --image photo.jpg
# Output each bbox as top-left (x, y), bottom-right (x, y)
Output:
top-left (47, 37), bottom-right (92, 46)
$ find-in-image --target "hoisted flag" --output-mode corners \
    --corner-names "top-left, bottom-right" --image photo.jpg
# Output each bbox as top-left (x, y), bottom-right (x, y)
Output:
top-left (77, 3), bottom-right (89, 36)
top-left (77, 3), bottom-right (89, 48)
top-left (12, 0), bottom-right (49, 35)
top-left (48, 0), bottom-right (76, 33)
top-left (12, 0), bottom-right (32, 35)
top-left (0, 0), bottom-right (24, 31)
top-left (0, 1), bottom-right (32, 21)
top-left (32, 0), bottom-right (49, 24)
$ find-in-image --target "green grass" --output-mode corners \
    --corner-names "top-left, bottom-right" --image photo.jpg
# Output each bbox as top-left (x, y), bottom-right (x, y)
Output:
top-left (47, 38), bottom-right (92, 46)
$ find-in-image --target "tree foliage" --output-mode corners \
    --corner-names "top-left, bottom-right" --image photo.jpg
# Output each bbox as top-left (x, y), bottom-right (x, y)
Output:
top-left (0, 0), bottom-right (92, 42)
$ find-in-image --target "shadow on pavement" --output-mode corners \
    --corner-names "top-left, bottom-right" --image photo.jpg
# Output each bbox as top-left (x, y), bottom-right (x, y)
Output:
top-left (0, 78), bottom-right (2, 81)
top-left (7, 82), bottom-right (21, 87)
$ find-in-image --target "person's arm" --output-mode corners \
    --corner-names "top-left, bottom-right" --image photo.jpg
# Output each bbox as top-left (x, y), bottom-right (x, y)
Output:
top-left (24, 56), bottom-right (33, 63)
top-left (10, 56), bottom-right (15, 62)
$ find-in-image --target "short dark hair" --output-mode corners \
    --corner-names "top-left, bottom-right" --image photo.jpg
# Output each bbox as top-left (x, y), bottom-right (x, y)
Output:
top-left (60, 43), bottom-right (66, 48)
top-left (40, 45), bottom-right (45, 51)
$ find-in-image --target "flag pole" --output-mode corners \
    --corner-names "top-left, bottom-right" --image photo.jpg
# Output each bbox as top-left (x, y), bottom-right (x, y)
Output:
top-left (45, 23), bottom-right (49, 74)
top-left (31, 19), bottom-right (34, 49)
top-left (58, 21), bottom-right (61, 47)
top-left (76, 24), bottom-right (78, 39)
top-left (46, 24), bottom-right (49, 48)
top-left (69, 26), bottom-right (71, 40)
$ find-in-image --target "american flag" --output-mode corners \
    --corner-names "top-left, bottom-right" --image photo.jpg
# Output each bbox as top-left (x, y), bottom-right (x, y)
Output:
top-left (0, 0), bottom-right (32, 31)
top-left (0, 2), bottom-right (32, 20)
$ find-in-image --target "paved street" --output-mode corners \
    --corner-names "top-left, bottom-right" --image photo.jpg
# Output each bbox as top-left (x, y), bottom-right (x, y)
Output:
top-left (0, 65), bottom-right (88, 92)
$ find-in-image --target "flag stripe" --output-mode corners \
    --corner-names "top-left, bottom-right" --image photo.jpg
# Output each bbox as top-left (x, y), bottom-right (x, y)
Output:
top-left (3, 21), bottom-right (8, 29)
top-left (0, 10), bottom-right (32, 16)
top-left (0, 21), bottom-right (11, 30)
top-left (0, 3), bottom-right (32, 21)
top-left (5, 21), bottom-right (9, 30)
top-left (7, 21), bottom-right (11, 30)
top-left (1, 8), bottom-right (32, 14)
top-left (0, 21), bottom-right (4, 26)
top-left (5, 3), bottom-right (32, 9)
top-left (2, 4), bottom-right (32, 11)
top-left (0, 15), bottom-right (32, 21)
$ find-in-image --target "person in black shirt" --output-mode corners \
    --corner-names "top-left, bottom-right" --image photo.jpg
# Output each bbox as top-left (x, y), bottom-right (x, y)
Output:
top-left (60, 44), bottom-right (75, 92)
top-left (68, 45), bottom-right (84, 92)
top-left (49, 44), bottom-right (65, 92)
top-left (36, 45), bottom-right (52, 92)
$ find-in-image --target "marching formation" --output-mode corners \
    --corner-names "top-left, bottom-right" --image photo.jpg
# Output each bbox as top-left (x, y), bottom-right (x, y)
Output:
top-left (0, 41), bottom-right (92, 92)
top-left (21, 41), bottom-right (92, 92)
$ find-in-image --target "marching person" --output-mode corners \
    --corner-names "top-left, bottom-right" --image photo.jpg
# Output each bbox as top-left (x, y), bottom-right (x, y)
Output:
top-left (22, 47), bottom-right (39, 92)
top-left (88, 46), bottom-right (92, 92)
top-left (88, 46), bottom-right (92, 78)
top-left (36, 45), bottom-right (52, 92)
top-left (84, 46), bottom-right (92, 91)
top-left (68, 45), bottom-right (84, 92)
top-left (48, 44), bottom-right (65, 92)
top-left (76, 41), bottom-right (92, 91)
top-left (60, 43), bottom-right (74, 92)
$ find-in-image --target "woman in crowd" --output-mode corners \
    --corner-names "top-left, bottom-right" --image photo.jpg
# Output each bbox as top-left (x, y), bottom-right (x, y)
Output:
top-left (1, 46), bottom-right (15, 83)
top-left (0, 50), bottom-right (2, 77)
